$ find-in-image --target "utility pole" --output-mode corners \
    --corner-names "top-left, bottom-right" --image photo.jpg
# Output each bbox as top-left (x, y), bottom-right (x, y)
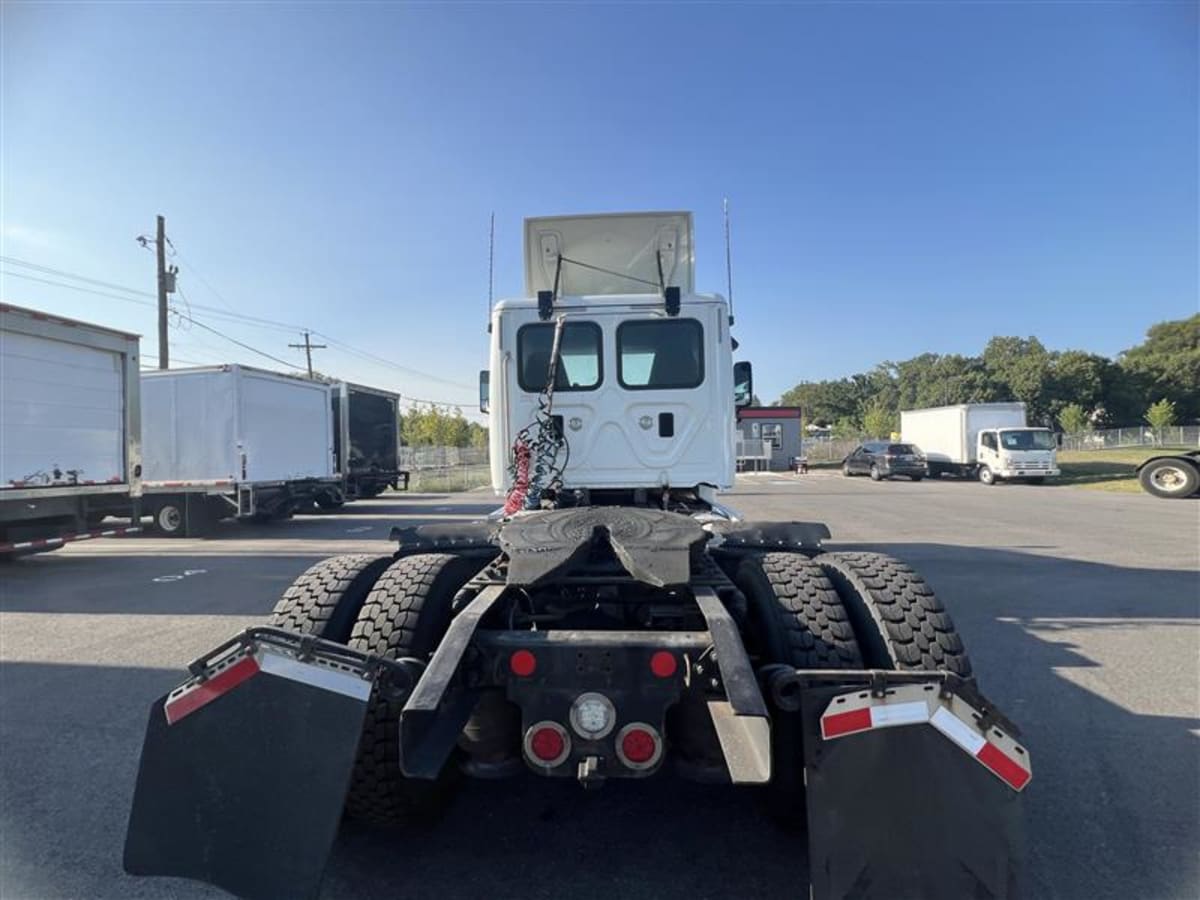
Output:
top-left (289, 331), bottom-right (326, 377)
top-left (156, 215), bottom-right (169, 369)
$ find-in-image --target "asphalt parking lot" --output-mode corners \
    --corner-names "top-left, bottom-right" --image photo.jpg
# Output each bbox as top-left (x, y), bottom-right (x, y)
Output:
top-left (1, 475), bottom-right (1197, 900)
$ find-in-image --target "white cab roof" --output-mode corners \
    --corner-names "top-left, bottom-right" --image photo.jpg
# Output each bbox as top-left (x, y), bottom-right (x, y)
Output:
top-left (524, 212), bottom-right (694, 297)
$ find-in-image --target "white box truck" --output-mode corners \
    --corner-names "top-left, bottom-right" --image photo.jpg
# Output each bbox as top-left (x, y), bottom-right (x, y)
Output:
top-left (314, 382), bottom-right (408, 509)
top-left (900, 402), bottom-right (1059, 484)
top-left (138, 365), bottom-right (338, 535)
top-left (1, 303), bottom-right (142, 554)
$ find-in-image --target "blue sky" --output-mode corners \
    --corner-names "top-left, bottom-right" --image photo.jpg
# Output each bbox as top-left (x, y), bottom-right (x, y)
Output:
top-left (2, 2), bottom-right (1196, 414)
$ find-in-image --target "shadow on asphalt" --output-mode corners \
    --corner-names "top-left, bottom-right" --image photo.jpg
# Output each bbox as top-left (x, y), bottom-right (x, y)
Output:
top-left (1, 547), bottom-right (1197, 899)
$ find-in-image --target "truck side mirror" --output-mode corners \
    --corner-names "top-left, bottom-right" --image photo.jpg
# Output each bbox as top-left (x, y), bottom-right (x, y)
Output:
top-left (479, 370), bottom-right (490, 414)
top-left (733, 361), bottom-right (753, 409)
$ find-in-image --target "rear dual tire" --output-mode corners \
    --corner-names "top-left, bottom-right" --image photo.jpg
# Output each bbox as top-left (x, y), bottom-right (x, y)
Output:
top-left (344, 553), bottom-right (488, 824)
top-left (270, 552), bottom-right (487, 825)
top-left (735, 550), bottom-right (974, 826)
top-left (814, 552), bottom-right (972, 678)
top-left (734, 553), bottom-right (863, 825)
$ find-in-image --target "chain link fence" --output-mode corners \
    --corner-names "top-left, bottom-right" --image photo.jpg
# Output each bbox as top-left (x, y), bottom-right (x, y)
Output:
top-left (399, 446), bottom-right (491, 492)
top-left (801, 438), bottom-right (868, 464)
top-left (1058, 426), bottom-right (1200, 451)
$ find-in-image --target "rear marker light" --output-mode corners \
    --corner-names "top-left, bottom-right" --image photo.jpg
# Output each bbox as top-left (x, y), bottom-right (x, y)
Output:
top-left (650, 651), bottom-right (677, 678)
top-left (524, 721), bottom-right (570, 768)
top-left (509, 650), bottom-right (537, 677)
top-left (615, 722), bottom-right (663, 770)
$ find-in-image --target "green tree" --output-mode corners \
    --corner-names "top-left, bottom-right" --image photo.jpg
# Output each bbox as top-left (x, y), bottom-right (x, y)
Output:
top-left (982, 336), bottom-right (1054, 424)
top-left (1144, 398), bottom-right (1177, 444)
top-left (1120, 315), bottom-right (1200, 422)
top-left (860, 398), bottom-right (896, 439)
top-left (1057, 403), bottom-right (1090, 435)
top-left (400, 404), bottom-right (480, 447)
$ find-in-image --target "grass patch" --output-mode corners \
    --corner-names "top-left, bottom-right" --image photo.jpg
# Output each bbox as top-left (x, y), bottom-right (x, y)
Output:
top-left (1055, 447), bottom-right (1191, 491)
top-left (408, 465), bottom-right (492, 493)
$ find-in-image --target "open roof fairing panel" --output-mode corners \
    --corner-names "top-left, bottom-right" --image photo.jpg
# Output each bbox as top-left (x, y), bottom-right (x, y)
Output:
top-left (524, 212), bottom-right (695, 297)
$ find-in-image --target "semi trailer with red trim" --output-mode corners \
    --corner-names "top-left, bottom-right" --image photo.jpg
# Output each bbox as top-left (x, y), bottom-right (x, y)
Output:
top-left (1, 304), bottom-right (143, 555)
top-left (124, 213), bottom-right (1030, 900)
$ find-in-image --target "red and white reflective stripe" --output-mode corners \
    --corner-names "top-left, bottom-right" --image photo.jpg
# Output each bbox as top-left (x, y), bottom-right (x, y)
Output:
top-left (821, 699), bottom-right (929, 738)
top-left (929, 707), bottom-right (1032, 791)
top-left (0, 525), bottom-right (141, 554)
top-left (165, 655), bottom-right (260, 724)
top-left (164, 646), bottom-right (371, 725)
top-left (820, 684), bottom-right (1032, 792)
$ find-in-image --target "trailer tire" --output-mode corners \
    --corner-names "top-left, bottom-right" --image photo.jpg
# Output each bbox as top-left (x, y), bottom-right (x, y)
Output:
top-left (815, 552), bottom-right (972, 679)
top-left (314, 491), bottom-right (345, 511)
top-left (734, 552), bottom-right (863, 826)
top-left (268, 554), bottom-right (393, 642)
top-left (345, 552), bottom-right (487, 824)
top-left (154, 502), bottom-right (185, 537)
top-left (1138, 457), bottom-right (1199, 498)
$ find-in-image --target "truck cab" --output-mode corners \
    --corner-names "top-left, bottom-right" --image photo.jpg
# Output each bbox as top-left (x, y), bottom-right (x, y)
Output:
top-left (483, 212), bottom-right (751, 508)
top-left (975, 427), bottom-right (1059, 484)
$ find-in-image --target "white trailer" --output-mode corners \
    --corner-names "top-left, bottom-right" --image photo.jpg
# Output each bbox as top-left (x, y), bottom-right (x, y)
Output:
top-left (139, 365), bottom-right (338, 535)
top-left (901, 402), bottom-right (1059, 484)
top-left (0, 303), bottom-right (142, 554)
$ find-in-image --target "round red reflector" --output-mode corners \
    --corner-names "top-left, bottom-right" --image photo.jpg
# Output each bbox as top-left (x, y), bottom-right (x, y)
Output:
top-left (529, 726), bottom-right (565, 762)
top-left (650, 651), bottom-right (677, 678)
top-left (621, 728), bottom-right (657, 764)
top-left (510, 650), bottom-right (536, 677)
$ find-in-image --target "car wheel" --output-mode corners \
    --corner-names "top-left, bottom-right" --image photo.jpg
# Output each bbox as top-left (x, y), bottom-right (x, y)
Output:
top-left (978, 466), bottom-right (995, 486)
top-left (842, 463), bottom-right (852, 477)
top-left (869, 465), bottom-right (882, 482)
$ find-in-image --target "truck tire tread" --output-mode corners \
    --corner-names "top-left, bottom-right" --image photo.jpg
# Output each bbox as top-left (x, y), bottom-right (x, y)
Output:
top-left (815, 551), bottom-right (972, 678)
top-left (268, 554), bottom-right (392, 642)
top-left (345, 552), bottom-right (486, 824)
top-left (735, 552), bottom-right (863, 669)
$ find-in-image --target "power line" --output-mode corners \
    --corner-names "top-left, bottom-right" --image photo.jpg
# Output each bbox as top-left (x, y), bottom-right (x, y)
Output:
top-left (0, 270), bottom-right (158, 308)
top-left (169, 307), bottom-right (299, 369)
top-left (1, 253), bottom-right (479, 392)
top-left (0, 256), bottom-right (157, 299)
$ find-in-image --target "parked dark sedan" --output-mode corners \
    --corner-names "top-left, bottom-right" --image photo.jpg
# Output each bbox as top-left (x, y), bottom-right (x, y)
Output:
top-left (842, 442), bottom-right (927, 481)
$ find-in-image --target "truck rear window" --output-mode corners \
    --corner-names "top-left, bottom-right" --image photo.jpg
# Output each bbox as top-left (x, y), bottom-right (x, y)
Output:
top-left (517, 322), bottom-right (602, 392)
top-left (617, 319), bottom-right (704, 390)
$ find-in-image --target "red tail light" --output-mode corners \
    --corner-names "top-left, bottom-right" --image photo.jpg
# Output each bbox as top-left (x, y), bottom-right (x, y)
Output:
top-left (524, 721), bottom-right (570, 767)
top-left (616, 723), bottom-right (663, 770)
top-left (509, 649), bottom-right (537, 677)
top-left (649, 651), bottom-right (677, 678)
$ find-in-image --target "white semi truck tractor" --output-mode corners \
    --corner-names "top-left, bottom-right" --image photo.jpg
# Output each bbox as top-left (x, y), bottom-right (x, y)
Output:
top-left (902, 401), bottom-right (1060, 484)
top-left (124, 213), bottom-right (1030, 900)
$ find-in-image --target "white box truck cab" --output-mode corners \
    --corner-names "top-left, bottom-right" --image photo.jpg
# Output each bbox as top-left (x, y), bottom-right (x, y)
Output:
top-left (485, 212), bottom-right (747, 508)
top-left (901, 402), bottom-right (1059, 485)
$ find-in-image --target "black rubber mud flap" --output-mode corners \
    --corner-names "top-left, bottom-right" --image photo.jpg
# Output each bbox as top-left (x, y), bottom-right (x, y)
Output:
top-left (123, 658), bottom-right (371, 900)
top-left (801, 685), bottom-right (1026, 900)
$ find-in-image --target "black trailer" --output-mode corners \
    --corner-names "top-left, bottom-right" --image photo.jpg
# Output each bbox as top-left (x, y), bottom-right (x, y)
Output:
top-left (317, 382), bottom-right (408, 509)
